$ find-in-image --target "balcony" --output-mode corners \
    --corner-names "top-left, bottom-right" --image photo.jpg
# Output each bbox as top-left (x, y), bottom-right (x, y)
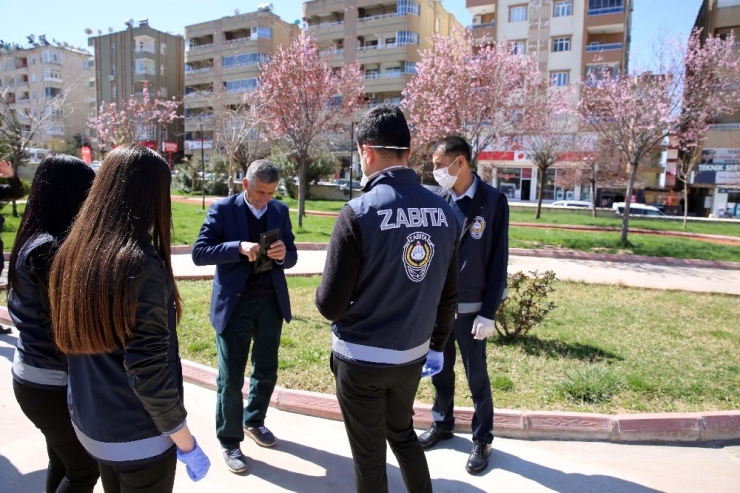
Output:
top-left (586, 42), bottom-right (623, 52)
top-left (320, 48), bottom-right (344, 57)
top-left (43, 75), bottom-right (64, 83)
top-left (709, 123), bottom-right (740, 130)
top-left (587, 6), bottom-right (625, 16)
top-left (307, 20), bottom-right (344, 30)
top-left (470, 21), bottom-right (496, 30)
top-left (135, 46), bottom-right (156, 54)
top-left (358, 12), bottom-right (403, 23)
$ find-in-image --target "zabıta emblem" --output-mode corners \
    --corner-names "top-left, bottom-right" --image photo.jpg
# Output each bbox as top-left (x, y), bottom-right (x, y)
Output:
top-left (470, 216), bottom-right (486, 240)
top-left (403, 232), bottom-right (435, 282)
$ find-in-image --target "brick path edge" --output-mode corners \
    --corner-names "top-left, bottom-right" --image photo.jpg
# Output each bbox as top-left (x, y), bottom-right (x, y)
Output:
top-left (180, 360), bottom-right (740, 444)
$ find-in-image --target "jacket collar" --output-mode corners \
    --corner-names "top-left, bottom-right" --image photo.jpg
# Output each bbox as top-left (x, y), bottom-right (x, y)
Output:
top-left (363, 167), bottom-right (418, 192)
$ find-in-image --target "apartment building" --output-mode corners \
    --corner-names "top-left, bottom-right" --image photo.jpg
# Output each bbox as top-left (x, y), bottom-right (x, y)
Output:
top-left (88, 20), bottom-right (185, 155)
top-left (302, 0), bottom-right (460, 109)
top-left (467, 0), bottom-right (632, 205)
top-left (0, 39), bottom-right (94, 176)
top-left (183, 7), bottom-right (298, 159)
top-left (690, 0), bottom-right (740, 218)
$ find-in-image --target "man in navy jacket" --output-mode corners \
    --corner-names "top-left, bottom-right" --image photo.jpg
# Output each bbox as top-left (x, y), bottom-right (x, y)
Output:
top-left (192, 160), bottom-right (297, 474)
top-left (418, 135), bottom-right (509, 475)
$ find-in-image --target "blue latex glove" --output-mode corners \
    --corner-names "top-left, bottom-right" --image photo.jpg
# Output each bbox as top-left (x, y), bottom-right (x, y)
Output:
top-left (177, 438), bottom-right (211, 482)
top-left (421, 349), bottom-right (444, 378)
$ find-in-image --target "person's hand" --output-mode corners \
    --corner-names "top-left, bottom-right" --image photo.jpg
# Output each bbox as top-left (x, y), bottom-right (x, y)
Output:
top-left (238, 241), bottom-right (260, 262)
top-left (421, 350), bottom-right (443, 378)
top-left (176, 438), bottom-right (210, 482)
top-left (0, 160), bottom-right (15, 179)
top-left (266, 240), bottom-right (286, 262)
top-left (471, 315), bottom-right (495, 340)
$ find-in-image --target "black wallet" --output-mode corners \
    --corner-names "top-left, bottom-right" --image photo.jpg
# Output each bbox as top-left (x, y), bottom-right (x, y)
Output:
top-left (253, 228), bottom-right (280, 273)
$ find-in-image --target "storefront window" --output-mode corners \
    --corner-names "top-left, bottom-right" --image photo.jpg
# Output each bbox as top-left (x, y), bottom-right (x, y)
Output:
top-left (725, 192), bottom-right (740, 218)
top-left (497, 167), bottom-right (521, 200)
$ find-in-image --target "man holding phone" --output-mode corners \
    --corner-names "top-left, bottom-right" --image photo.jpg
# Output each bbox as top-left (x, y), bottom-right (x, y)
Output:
top-left (192, 159), bottom-right (297, 474)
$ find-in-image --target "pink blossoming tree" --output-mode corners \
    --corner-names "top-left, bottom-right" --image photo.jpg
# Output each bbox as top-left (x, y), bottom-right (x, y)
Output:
top-left (253, 32), bottom-right (364, 226)
top-left (403, 26), bottom-right (541, 165)
top-left (675, 30), bottom-right (740, 226)
top-left (579, 29), bottom-right (740, 242)
top-left (519, 79), bottom-right (579, 219)
top-left (89, 84), bottom-right (180, 149)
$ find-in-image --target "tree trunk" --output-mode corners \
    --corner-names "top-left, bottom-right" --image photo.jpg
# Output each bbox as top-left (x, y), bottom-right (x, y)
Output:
top-left (535, 166), bottom-right (545, 220)
top-left (620, 162), bottom-right (639, 244)
top-left (591, 178), bottom-right (597, 218)
top-left (682, 179), bottom-right (689, 229)
top-left (227, 154), bottom-right (235, 196)
top-left (12, 199), bottom-right (18, 217)
top-left (298, 155), bottom-right (307, 228)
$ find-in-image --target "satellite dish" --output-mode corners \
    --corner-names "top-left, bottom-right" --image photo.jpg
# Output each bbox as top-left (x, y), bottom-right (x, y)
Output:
top-left (85, 28), bottom-right (93, 35)
top-left (26, 34), bottom-right (35, 44)
top-left (234, 9), bottom-right (240, 15)
top-left (108, 27), bottom-right (114, 33)
top-left (97, 29), bottom-right (103, 35)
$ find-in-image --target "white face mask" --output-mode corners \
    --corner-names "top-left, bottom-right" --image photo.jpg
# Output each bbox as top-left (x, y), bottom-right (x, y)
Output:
top-left (433, 157), bottom-right (460, 190)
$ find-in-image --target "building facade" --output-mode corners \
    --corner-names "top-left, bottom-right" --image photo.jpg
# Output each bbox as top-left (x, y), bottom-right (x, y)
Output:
top-left (183, 8), bottom-right (298, 160)
top-left (467, 0), bottom-right (632, 206)
top-left (88, 20), bottom-right (185, 156)
top-left (302, 0), bottom-right (460, 108)
top-left (0, 40), bottom-right (95, 177)
top-left (691, 0), bottom-right (740, 218)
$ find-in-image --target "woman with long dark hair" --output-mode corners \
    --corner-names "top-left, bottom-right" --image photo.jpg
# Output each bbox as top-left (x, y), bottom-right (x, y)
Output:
top-left (9, 153), bottom-right (100, 492)
top-left (49, 144), bottom-right (209, 492)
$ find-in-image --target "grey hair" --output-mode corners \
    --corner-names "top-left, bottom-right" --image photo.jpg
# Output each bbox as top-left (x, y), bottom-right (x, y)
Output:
top-left (246, 159), bottom-right (280, 185)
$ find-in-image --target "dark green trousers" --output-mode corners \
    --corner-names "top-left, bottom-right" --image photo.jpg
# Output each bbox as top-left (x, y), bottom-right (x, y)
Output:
top-left (215, 296), bottom-right (282, 449)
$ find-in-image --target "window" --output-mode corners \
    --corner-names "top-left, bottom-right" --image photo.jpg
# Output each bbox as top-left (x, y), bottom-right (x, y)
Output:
top-left (224, 78), bottom-right (258, 92)
top-left (511, 40), bottom-right (526, 55)
top-left (44, 87), bottom-right (62, 99)
top-left (398, 1), bottom-right (420, 16)
top-left (31, 91), bottom-right (37, 100)
top-left (257, 27), bottom-right (272, 39)
top-left (552, 37), bottom-right (571, 52)
top-left (83, 60), bottom-right (92, 70)
top-left (160, 43), bottom-right (167, 55)
top-left (404, 61), bottom-right (417, 74)
top-left (396, 30), bottom-right (419, 46)
top-left (41, 50), bottom-right (62, 64)
top-left (588, 0), bottom-right (624, 15)
top-left (43, 68), bottom-right (62, 80)
top-left (31, 74), bottom-right (36, 82)
top-left (509, 5), bottom-right (527, 22)
top-left (30, 56), bottom-right (35, 65)
top-left (222, 53), bottom-right (270, 69)
top-left (551, 71), bottom-right (569, 86)
top-left (554, 1), bottom-right (573, 17)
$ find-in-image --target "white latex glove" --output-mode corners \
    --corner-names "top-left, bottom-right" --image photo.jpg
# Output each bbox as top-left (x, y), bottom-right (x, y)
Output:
top-left (471, 315), bottom-right (495, 340)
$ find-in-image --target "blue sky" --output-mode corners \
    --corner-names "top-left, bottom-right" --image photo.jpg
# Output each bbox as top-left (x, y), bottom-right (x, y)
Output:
top-left (0, 0), bottom-right (703, 69)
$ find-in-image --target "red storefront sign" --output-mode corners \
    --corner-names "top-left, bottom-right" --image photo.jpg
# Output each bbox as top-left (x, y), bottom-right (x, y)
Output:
top-left (162, 142), bottom-right (178, 153)
top-left (140, 140), bottom-right (158, 151)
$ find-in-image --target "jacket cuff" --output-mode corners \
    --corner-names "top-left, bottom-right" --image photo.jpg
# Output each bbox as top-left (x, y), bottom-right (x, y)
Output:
top-left (152, 403), bottom-right (188, 435)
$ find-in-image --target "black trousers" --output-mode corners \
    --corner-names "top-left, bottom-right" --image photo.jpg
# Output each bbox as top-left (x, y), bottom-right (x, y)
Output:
top-left (98, 449), bottom-right (177, 493)
top-left (12, 378), bottom-right (100, 493)
top-left (332, 355), bottom-right (432, 493)
top-left (431, 312), bottom-right (494, 444)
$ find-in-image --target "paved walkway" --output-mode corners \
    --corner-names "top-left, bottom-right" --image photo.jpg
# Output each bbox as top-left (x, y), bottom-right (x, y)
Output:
top-left (173, 249), bottom-right (740, 295)
top-left (2, 337), bottom-right (739, 493)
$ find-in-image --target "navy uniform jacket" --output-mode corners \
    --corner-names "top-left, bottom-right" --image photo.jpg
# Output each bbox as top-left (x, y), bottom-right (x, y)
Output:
top-left (192, 193), bottom-right (298, 332)
top-left (442, 173), bottom-right (509, 318)
top-left (316, 168), bottom-right (459, 366)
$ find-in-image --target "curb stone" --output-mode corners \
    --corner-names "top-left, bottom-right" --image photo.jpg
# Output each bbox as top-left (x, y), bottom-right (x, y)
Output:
top-left (179, 360), bottom-right (740, 444)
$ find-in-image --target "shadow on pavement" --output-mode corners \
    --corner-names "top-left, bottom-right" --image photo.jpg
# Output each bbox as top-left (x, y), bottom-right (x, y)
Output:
top-left (493, 449), bottom-right (662, 493)
top-left (0, 454), bottom-right (45, 492)
top-left (244, 439), bottom-right (488, 492)
top-left (0, 333), bottom-right (16, 363)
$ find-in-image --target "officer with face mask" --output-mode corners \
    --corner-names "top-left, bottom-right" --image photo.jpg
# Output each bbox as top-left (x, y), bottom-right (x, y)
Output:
top-left (418, 135), bottom-right (509, 475)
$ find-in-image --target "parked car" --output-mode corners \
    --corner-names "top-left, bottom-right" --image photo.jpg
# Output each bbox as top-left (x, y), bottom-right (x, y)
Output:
top-left (612, 202), bottom-right (664, 216)
top-left (550, 200), bottom-right (594, 208)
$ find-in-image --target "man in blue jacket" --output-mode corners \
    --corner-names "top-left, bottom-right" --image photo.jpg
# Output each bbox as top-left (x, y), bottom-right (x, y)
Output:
top-left (418, 135), bottom-right (509, 474)
top-left (192, 160), bottom-right (297, 474)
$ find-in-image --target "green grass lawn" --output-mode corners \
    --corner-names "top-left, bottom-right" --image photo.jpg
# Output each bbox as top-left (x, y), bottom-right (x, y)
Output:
top-left (177, 277), bottom-right (740, 414)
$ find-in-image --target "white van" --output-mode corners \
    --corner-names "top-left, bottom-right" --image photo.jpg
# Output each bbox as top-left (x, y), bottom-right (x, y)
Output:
top-left (612, 202), bottom-right (663, 216)
top-left (551, 200), bottom-right (594, 208)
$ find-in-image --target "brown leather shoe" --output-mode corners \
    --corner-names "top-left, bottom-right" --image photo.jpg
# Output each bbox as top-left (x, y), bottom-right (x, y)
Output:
top-left (418, 424), bottom-right (454, 449)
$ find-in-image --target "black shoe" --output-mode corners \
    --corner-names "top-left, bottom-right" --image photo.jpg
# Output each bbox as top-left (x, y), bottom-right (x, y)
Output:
top-left (465, 441), bottom-right (492, 474)
top-left (418, 424), bottom-right (454, 450)
top-left (244, 425), bottom-right (276, 447)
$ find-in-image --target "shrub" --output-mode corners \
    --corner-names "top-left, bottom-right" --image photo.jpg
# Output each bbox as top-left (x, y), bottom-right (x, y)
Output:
top-left (494, 270), bottom-right (557, 340)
